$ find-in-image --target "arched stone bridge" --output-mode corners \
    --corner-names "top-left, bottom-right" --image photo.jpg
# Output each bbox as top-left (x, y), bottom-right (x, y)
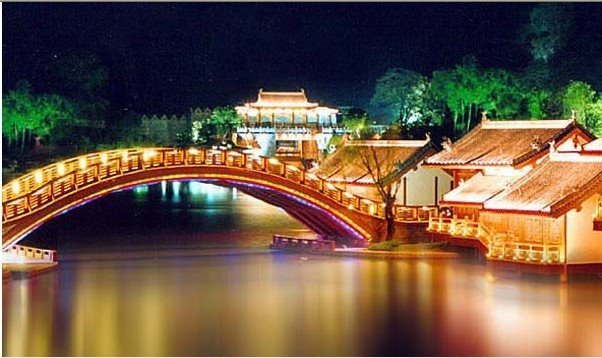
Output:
top-left (2, 148), bottom-right (434, 249)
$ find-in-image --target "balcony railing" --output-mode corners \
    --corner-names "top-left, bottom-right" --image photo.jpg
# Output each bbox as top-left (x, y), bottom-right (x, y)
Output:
top-left (427, 215), bottom-right (562, 264)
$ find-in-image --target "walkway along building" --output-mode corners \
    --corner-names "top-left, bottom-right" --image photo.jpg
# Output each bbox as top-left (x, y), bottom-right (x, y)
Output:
top-left (235, 89), bottom-right (344, 164)
top-left (424, 117), bottom-right (601, 265)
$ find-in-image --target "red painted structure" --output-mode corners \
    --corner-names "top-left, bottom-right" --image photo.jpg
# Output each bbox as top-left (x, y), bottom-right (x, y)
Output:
top-left (2, 148), bottom-right (434, 250)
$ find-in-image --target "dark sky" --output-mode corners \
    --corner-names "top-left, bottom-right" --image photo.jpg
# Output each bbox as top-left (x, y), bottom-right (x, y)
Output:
top-left (3, 3), bottom-right (602, 115)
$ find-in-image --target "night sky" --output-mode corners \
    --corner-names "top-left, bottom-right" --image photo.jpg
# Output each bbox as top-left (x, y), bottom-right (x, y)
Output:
top-left (4, 3), bottom-right (602, 115)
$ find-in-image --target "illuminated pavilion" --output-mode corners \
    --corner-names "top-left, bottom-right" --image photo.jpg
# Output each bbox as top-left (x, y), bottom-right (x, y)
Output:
top-left (424, 115), bottom-right (601, 265)
top-left (234, 89), bottom-right (344, 164)
top-left (235, 89), bottom-right (339, 127)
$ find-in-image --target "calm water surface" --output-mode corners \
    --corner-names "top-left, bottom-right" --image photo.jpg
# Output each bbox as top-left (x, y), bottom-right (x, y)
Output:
top-left (3, 181), bottom-right (602, 356)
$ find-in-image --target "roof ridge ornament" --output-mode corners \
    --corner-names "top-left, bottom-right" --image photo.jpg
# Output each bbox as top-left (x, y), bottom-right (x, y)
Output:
top-left (531, 135), bottom-right (542, 151)
top-left (425, 133), bottom-right (431, 143)
top-left (571, 109), bottom-right (577, 122)
top-left (441, 137), bottom-right (453, 152)
top-left (481, 111), bottom-right (489, 122)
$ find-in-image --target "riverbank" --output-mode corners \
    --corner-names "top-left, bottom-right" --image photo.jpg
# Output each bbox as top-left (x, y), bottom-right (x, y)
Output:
top-left (2, 262), bottom-right (58, 282)
top-left (271, 246), bottom-right (460, 260)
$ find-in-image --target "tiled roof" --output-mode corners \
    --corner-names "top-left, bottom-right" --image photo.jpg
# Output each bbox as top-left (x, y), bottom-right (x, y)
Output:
top-left (483, 153), bottom-right (602, 217)
top-left (425, 119), bottom-right (591, 167)
top-left (441, 172), bottom-right (522, 205)
top-left (252, 90), bottom-right (318, 108)
top-left (314, 140), bottom-right (433, 184)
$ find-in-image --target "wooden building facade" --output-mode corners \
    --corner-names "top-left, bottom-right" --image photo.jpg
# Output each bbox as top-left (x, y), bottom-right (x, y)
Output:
top-left (425, 118), bottom-right (601, 265)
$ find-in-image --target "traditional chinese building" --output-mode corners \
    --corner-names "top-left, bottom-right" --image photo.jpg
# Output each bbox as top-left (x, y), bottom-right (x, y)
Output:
top-left (235, 89), bottom-right (338, 127)
top-left (424, 117), bottom-right (594, 221)
top-left (235, 89), bottom-right (344, 164)
top-left (313, 139), bottom-right (453, 220)
top-left (479, 143), bottom-right (602, 265)
top-left (425, 116), bottom-right (601, 265)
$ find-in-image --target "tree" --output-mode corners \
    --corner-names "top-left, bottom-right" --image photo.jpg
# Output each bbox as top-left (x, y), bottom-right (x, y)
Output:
top-left (431, 69), bottom-right (464, 135)
top-left (346, 145), bottom-right (403, 241)
top-left (49, 53), bottom-right (110, 125)
top-left (481, 69), bottom-right (524, 120)
top-left (341, 107), bottom-right (370, 139)
top-left (562, 81), bottom-right (602, 136)
top-left (371, 68), bottom-right (428, 124)
top-left (209, 107), bottom-right (243, 141)
top-left (520, 3), bottom-right (573, 63)
top-left (191, 119), bottom-right (218, 145)
top-left (524, 88), bottom-right (551, 119)
top-left (3, 81), bottom-right (77, 159)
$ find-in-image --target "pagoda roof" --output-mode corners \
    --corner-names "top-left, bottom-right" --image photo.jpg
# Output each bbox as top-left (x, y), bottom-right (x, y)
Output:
top-left (482, 151), bottom-right (602, 217)
top-left (250, 89), bottom-right (319, 108)
top-left (314, 139), bottom-right (434, 184)
top-left (425, 119), bottom-right (594, 168)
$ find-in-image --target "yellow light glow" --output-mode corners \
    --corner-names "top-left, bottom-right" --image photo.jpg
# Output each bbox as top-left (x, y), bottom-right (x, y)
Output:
top-left (325, 182), bottom-right (336, 190)
top-left (369, 204), bottom-right (377, 215)
top-left (57, 163), bottom-right (66, 176)
top-left (79, 158), bottom-right (87, 170)
top-left (143, 150), bottom-right (157, 161)
top-left (101, 153), bottom-right (108, 164)
top-left (34, 171), bottom-right (43, 184)
top-left (287, 165), bottom-right (299, 172)
top-left (188, 148), bottom-right (199, 155)
top-left (306, 173), bottom-right (318, 180)
top-left (122, 151), bottom-right (129, 163)
top-left (344, 192), bottom-right (355, 199)
top-left (11, 181), bottom-right (20, 195)
top-left (268, 158), bottom-right (280, 165)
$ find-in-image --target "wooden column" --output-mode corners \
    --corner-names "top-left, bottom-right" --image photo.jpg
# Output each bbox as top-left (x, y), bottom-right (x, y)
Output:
top-left (257, 110), bottom-right (262, 126)
top-left (403, 177), bottom-right (407, 206)
top-left (434, 176), bottom-right (439, 206)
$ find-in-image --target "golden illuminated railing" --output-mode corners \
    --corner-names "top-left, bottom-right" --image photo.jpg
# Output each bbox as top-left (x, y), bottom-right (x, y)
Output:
top-left (427, 216), bottom-right (563, 264)
top-left (427, 216), bottom-right (491, 247)
top-left (2, 147), bottom-right (436, 224)
top-left (487, 234), bottom-right (562, 264)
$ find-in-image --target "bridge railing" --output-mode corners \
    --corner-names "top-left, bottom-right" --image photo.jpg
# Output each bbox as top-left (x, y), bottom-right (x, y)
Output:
top-left (3, 147), bottom-right (437, 224)
top-left (270, 235), bottom-right (336, 251)
top-left (3, 244), bottom-right (57, 262)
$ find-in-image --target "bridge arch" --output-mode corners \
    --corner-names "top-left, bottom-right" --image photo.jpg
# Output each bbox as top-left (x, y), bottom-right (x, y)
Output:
top-left (2, 148), bottom-right (391, 249)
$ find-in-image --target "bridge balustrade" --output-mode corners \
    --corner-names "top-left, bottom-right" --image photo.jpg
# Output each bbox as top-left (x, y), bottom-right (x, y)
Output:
top-left (271, 235), bottom-right (336, 251)
top-left (4, 244), bottom-right (57, 262)
top-left (3, 148), bottom-right (438, 226)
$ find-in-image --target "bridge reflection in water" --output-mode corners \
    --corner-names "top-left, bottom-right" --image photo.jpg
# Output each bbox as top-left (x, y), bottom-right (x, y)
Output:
top-left (3, 178), bottom-right (602, 356)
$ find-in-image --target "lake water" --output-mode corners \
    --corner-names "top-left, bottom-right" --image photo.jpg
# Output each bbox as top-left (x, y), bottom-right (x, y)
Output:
top-left (3, 181), bottom-right (602, 356)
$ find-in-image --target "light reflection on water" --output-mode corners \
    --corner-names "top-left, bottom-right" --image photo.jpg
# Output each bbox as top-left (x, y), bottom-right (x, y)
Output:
top-left (3, 182), bottom-right (602, 356)
top-left (4, 255), bottom-right (602, 356)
